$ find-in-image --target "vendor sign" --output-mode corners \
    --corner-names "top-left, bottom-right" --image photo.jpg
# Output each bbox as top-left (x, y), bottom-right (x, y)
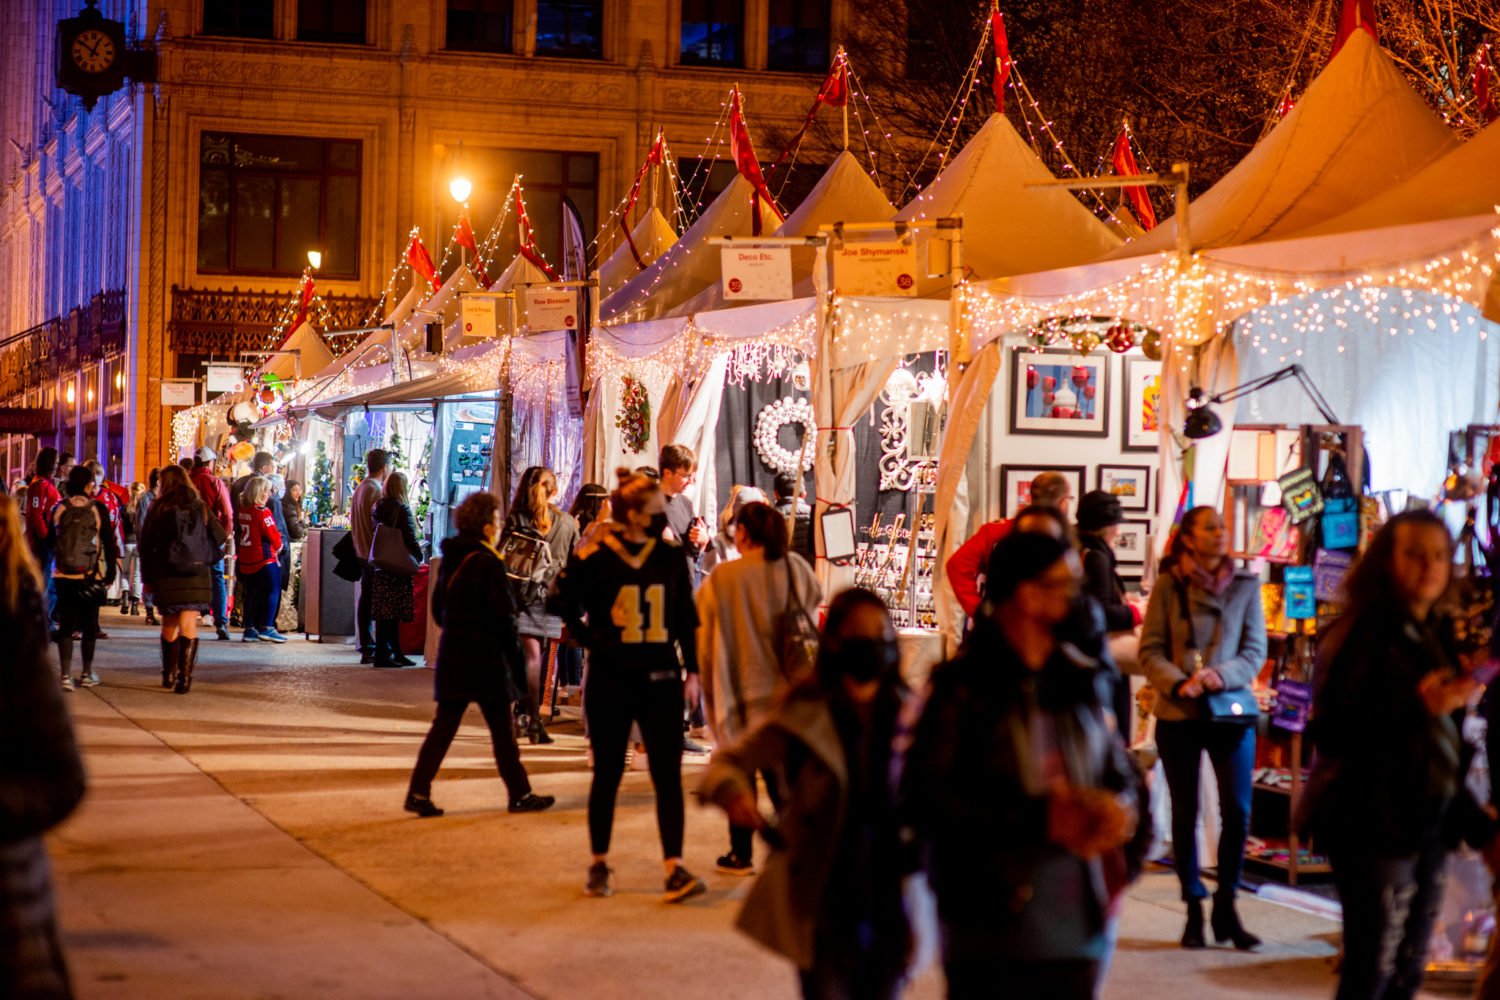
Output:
top-left (160, 381), bottom-right (197, 407)
top-left (720, 246), bottom-right (793, 301)
top-left (459, 296), bottom-right (497, 342)
top-left (525, 288), bottom-right (579, 331)
top-left (832, 238), bottom-right (919, 297)
top-left (205, 364), bottom-right (245, 395)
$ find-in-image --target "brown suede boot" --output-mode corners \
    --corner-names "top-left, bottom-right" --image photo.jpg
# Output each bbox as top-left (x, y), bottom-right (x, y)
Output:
top-left (174, 637), bottom-right (199, 694)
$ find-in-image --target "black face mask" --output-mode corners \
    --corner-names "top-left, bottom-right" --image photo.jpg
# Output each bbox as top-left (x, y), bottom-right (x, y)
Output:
top-left (647, 511), bottom-right (670, 538)
top-left (831, 637), bottom-right (900, 684)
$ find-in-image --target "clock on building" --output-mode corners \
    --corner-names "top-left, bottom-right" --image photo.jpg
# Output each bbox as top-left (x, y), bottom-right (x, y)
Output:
top-left (55, 2), bottom-right (153, 109)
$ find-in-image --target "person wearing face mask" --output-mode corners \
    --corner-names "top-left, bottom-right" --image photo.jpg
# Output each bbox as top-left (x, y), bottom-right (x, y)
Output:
top-left (696, 500), bottom-right (822, 876)
top-left (552, 468), bottom-right (707, 903)
top-left (903, 531), bottom-right (1143, 999)
top-left (700, 588), bottom-right (912, 999)
top-left (1139, 505), bottom-right (1266, 952)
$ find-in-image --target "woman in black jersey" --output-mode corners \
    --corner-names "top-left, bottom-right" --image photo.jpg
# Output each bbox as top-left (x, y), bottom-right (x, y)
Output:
top-left (553, 469), bottom-right (707, 903)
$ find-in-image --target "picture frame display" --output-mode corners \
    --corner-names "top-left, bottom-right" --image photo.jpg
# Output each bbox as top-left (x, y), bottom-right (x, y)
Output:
top-left (1009, 348), bottom-right (1110, 438)
top-left (1122, 356), bottom-right (1163, 452)
top-left (1112, 519), bottom-right (1151, 566)
top-left (1096, 464), bottom-right (1153, 513)
top-left (1000, 465), bottom-right (1086, 520)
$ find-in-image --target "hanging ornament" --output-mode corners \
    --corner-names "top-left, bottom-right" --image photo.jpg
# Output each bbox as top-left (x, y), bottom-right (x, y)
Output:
top-left (1140, 329), bottom-right (1163, 361)
top-left (754, 397), bottom-right (816, 478)
top-left (1105, 323), bottom-right (1136, 353)
top-left (1026, 328), bottom-right (1051, 350)
top-left (1072, 330), bottom-right (1101, 355)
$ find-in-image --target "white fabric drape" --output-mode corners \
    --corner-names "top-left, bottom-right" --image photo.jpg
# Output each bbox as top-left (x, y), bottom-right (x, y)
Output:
top-left (656, 353), bottom-right (730, 518)
top-left (1155, 336), bottom-right (1240, 562)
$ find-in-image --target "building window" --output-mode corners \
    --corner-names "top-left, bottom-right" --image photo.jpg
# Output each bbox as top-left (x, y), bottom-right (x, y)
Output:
top-left (535, 1), bottom-right (603, 59)
top-left (446, 0), bottom-right (513, 54)
top-left (680, 0), bottom-right (743, 67)
top-left (766, 0), bottom-right (829, 72)
top-left (297, 0), bottom-right (367, 45)
top-left (202, 0), bottom-right (274, 38)
top-left (905, 13), bottom-right (940, 81)
top-left (438, 149), bottom-right (597, 271)
top-left (197, 133), bottom-right (362, 279)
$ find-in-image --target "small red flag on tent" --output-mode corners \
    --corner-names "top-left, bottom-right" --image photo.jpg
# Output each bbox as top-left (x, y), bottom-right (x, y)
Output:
top-left (516, 186), bottom-right (560, 282)
top-left (454, 214), bottom-right (490, 286)
top-left (768, 55), bottom-right (852, 173)
top-left (291, 272), bottom-right (315, 330)
top-left (1277, 92), bottom-right (1297, 119)
top-left (1478, 47), bottom-right (1497, 124)
top-left (1110, 129), bottom-right (1157, 231)
top-left (728, 88), bottom-right (782, 236)
top-left (621, 131), bottom-right (668, 269)
top-left (991, 10), bottom-right (1014, 112)
top-left (406, 234), bottom-right (440, 292)
top-left (1330, 0), bottom-right (1377, 59)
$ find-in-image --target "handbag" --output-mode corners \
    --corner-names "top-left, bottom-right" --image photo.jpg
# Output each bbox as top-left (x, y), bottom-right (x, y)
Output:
top-left (1175, 577), bottom-right (1259, 726)
top-left (370, 519), bottom-right (419, 576)
top-left (772, 556), bottom-right (819, 682)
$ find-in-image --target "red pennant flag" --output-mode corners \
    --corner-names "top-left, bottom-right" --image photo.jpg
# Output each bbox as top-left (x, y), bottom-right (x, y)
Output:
top-left (768, 57), bottom-right (852, 173)
top-left (1277, 91), bottom-right (1297, 119)
top-left (406, 234), bottom-right (440, 292)
top-left (728, 88), bottom-right (783, 236)
top-left (454, 214), bottom-right (490, 287)
top-left (1478, 47), bottom-right (1497, 124)
top-left (621, 131), bottom-right (668, 269)
top-left (1110, 129), bottom-right (1157, 231)
top-left (991, 10), bottom-right (1014, 112)
top-left (1330, 0), bottom-right (1378, 59)
top-left (291, 272), bottom-right (316, 330)
top-left (516, 186), bottom-right (560, 281)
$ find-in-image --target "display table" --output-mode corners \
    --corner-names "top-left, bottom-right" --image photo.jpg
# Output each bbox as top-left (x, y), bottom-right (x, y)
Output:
top-left (302, 527), bottom-right (355, 643)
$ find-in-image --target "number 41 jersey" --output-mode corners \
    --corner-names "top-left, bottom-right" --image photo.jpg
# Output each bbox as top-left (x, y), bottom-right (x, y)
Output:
top-left (553, 530), bottom-right (699, 675)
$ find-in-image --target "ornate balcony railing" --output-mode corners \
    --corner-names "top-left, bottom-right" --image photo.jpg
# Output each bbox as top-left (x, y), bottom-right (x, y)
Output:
top-left (168, 285), bottom-right (379, 359)
top-left (0, 289), bottom-right (129, 402)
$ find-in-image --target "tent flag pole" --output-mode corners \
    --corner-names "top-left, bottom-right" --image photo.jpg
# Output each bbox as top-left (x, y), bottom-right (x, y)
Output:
top-left (840, 47), bottom-right (849, 151)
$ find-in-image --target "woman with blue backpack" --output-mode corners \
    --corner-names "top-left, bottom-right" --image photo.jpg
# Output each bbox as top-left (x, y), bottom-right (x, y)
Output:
top-left (50, 464), bottom-right (118, 690)
top-left (141, 465), bottom-right (228, 694)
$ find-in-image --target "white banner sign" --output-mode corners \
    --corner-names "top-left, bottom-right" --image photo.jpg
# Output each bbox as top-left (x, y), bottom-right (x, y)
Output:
top-left (160, 381), bottom-right (197, 407)
top-left (831, 239), bottom-right (920, 297)
top-left (525, 288), bottom-right (579, 331)
top-left (720, 246), bottom-right (793, 301)
top-left (459, 296), bottom-right (497, 341)
top-left (205, 364), bottom-right (245, 394)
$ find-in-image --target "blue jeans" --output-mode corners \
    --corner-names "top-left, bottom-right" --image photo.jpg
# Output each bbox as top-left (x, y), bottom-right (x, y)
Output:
top-left (242, 562), bottom-right (281, 632)
top-left (1155, 718), bottom-right (1256, 901)
top-left (210, 557), bottom-right (228, 626)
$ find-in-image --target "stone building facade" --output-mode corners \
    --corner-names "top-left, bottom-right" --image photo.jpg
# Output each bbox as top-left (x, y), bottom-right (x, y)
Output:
top-left (0, 0), bottom-right (863, 481)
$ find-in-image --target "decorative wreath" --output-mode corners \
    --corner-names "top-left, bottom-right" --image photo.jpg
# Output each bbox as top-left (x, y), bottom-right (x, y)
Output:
top-left (754, 396), bottom-right (816, 478)
top-left (615, 374), bottom-right (652, 454)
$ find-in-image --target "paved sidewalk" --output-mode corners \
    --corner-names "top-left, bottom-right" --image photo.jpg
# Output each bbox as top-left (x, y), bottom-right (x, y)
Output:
top-left (41, 616), bottom-right (1435, 998)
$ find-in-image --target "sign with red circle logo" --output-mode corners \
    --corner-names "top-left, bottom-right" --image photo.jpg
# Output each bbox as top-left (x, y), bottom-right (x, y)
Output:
top-left (564, 315), bottom-right (576, 328)
top-left (728, 277), bottom-right (743, 293)
top-left (896, 273), bottom-right (914, 290)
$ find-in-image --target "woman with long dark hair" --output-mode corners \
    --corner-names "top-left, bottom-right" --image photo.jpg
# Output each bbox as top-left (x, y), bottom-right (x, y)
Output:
top-left (701, 588), bottom-right (911, 998)
top-left (1307, 510), bottom-right (1480, 999)
top-left (697, 500), bottom-right (821, 875)
top-left (553, 469), bottom-right (705, 902)
top-left (371, 471), bottom-right (421, 668)
top-left (1139, 505), bottom-right (1267, 950)
top-left (506, 466), bottom-right (578, 742)
top-left (141, 465), bottom-right (225, 694)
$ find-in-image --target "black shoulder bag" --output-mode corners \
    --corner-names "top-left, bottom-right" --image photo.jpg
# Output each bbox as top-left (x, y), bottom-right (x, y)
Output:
top-left (1176, 577), bottom-right (1259, 724)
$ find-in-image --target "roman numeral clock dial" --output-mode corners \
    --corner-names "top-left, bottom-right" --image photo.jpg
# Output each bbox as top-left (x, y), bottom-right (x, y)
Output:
top-left (71, 29), bottom-right (115, 73)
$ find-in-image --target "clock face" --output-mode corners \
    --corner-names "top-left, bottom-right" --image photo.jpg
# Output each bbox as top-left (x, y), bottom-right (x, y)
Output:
top-left (70, 29), bottom-right (115, 74)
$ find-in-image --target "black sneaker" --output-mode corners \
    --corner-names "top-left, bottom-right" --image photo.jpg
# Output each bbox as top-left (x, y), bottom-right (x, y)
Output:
top-left (215, 626), bottom-right (231, 641)
top-left (715, 853), bottom-right (754, 876)
top-left (508, 793), bottom-right (555, 814)
top-left (663, 865), bottom-right (707, 903)
top-left (584, 862), bottom-right (614, 898)
top-left (403, 794), bottom-right (444, 818)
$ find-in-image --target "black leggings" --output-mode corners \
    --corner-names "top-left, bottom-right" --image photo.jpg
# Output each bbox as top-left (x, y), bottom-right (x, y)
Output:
top-left (729, 770), bottom-right (783, 860)
top-left (408, 699), bottom-right (533, 802)
top-left (55, 578), bottom-right (101, 672)
top-left (585, 669), bottom-right (685, 858)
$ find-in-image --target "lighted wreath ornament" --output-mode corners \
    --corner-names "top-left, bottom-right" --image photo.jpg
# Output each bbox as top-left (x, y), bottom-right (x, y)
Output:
top-left (754, 396), bottom-right (815, 478)
top-left (615, 374), bottom-right (652, 454)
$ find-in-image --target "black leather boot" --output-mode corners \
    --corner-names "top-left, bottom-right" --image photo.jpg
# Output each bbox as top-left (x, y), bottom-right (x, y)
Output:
top-left (1182, 898), bottom-right (1206, 949)
top-left (1212, 894), bottom-right (1261, 951)
top-left (174, 637), bottom-right (199, 694)
top-left (160, 637), bottom-right (176, 688)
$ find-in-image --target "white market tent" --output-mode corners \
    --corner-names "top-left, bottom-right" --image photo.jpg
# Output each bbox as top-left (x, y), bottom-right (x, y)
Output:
top-left (1296, 120), bottom-right (1500, 237)
top-left (1109, 30), bottom-right (1459, 257)
top-left (596, 206), bottom-right (679, 300)
top-left (258, 320), bottom-right (333, 384)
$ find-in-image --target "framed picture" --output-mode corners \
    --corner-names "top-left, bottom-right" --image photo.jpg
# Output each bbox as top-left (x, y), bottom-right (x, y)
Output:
top-left (1121, 356), bottom-right (1163, 452)
top-left (1112, 519), bottom-right (1151, 566)
top-left (1009, 348), bottom-right (1110, 438)
top-left (1096, 464), bottom-right (1153, 513)
top-left (1000, 465), bottom-right (1086, 520)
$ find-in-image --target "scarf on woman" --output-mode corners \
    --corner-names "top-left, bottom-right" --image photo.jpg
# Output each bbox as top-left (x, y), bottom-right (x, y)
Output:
top-left (1172, 550), bottom-right (1235, 598)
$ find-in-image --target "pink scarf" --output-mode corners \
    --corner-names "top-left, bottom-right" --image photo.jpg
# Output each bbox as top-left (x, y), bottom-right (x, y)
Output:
top-left (1173, 552), bottom-right (1234, 597)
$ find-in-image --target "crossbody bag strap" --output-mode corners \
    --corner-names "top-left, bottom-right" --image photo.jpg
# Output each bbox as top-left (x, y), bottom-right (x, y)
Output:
top-left (1175, 576), bottom-right (1203, 673)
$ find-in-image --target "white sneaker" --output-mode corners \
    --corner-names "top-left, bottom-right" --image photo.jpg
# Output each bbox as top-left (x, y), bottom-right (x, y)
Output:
top-left (61, 675), bottom-right (75, 692)
top-left (79, 671), bottom-right (100, 688)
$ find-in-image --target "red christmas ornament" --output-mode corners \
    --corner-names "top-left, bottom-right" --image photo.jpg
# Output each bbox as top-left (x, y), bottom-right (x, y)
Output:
top-left (1083, 385), bottom-right (1096, 401)
top-left (1043, 376), bottom-right (1057, 392)
top-left (1071, 366), bottom-right (1090, 389)
top-left (1105, 323), bottom-right (1136, 353)
top-left (1026, 367), bottom-right (1038, 390)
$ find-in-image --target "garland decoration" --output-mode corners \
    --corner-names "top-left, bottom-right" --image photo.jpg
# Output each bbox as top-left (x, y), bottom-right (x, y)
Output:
top-left (754, 396), bottom-right (816, 478)
top-left (615, 375), bottom-right (652, 454)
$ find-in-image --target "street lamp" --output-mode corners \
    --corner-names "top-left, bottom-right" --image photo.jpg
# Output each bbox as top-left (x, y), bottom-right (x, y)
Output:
top-left (306, 249), bottom-right (322, 271)
top-left (449, 177), bottom-right (472, 204)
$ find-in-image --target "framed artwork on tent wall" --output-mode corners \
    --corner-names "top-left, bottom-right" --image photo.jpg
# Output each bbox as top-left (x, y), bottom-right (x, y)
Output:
top-left (1000, 465), bottom-right (1086, 520)
top-left (1112, 519), bottom-right (1151, 566)
top-left (1009, 348), bottom-right (1110, 438)
top-left (1096, 463), bottom-right (1153, 513)
top-left (1122, 356), bottom-right (1163, 452)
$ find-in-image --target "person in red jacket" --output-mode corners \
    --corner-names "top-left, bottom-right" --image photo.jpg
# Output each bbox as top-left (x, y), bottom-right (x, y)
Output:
top-left (190, 447), bottom-right (234, 641)
top-left (946, 471), bottom-right (1074, 618)
top-left (235, 476), bottom-right (285, 644)
top-left (24, 447), bottom-right (63, 624)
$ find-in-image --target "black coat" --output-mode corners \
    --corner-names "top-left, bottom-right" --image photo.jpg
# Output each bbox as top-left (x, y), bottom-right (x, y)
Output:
top-left (430, 534), bottom-right (524, 704)
top-left (372, 498), bottom-right (421, 563)
top-left (139, 498), bottom-right (221, 608)
top-left (1078, 533), bottom-right (1135, 633)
